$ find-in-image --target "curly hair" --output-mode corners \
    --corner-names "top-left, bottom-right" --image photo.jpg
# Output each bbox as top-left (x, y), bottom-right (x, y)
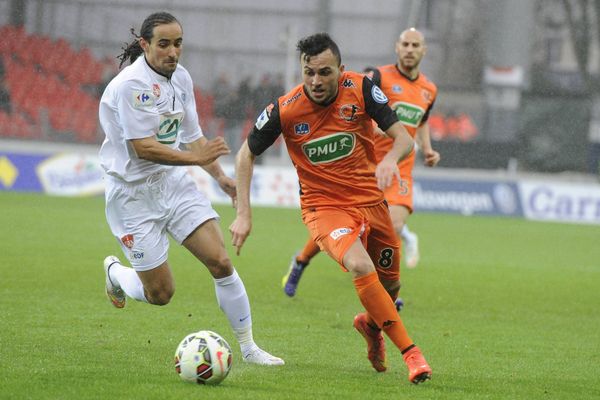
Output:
top-left (296, 32), bottom-right (341, 66)
top-left (117, 11), bottom-right (180, 68)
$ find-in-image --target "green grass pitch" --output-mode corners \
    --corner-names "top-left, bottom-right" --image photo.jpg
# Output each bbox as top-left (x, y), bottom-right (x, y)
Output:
top-left (1, 191), bottom-right (599, 399)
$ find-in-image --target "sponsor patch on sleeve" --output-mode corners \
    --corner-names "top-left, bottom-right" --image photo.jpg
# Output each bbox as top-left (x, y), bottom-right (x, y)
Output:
top-left (132, 90), bottom-right (155, 108)
top-left (371, 85), bottom-right (388, 104)
top-left (255, 104), bottom-right (273, 130)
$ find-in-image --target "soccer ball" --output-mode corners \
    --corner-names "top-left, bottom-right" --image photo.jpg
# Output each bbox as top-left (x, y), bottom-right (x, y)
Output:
top-left (174, 330), bottom-right (233, 385)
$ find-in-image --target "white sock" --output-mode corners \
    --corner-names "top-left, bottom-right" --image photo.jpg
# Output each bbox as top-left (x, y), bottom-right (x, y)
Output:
top-left (109, 263), bottom-right (148, 303)
top-left (401, 224), bottom-right (415, 243)
top-left (213, 269), bottom-right (256, 355)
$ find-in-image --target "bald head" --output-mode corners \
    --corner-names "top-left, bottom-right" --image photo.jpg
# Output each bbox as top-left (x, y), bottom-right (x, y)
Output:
top-left (399, 28), bottom-right (425, 45)
top-left (395, 27), bottom-right (426, 77)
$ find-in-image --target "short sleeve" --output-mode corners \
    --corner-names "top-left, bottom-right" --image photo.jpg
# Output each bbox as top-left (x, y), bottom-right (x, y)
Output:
top-left (247, 102), bottom-right (282, 156)
top-left (116, 80), bottom-right (160, 140)
top-left (362, 76), bottom-right (398, 131)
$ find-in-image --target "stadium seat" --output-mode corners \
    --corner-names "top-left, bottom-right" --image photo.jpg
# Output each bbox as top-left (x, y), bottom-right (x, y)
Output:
top-left (10, 112), bottom-right (36, 139)
top-left (0, 110), bottom-right (11, 136)
top-left (48, 107), bottom-right (71, 132)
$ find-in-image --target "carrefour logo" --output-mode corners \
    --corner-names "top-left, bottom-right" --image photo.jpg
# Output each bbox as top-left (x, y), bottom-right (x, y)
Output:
top-left (392, 102), bottom-right (425, 128)
top-left (301, 133), bottom-right (355, 164)
top-left (132, 90), bottom-right (154, 108)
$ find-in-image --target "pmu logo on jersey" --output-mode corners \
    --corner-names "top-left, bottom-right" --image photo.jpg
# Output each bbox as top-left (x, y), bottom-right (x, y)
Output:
top-left (341, 79), bottom-right (355, 88)
top-left (391, 101), bottom-right (425, 128)
top-left (132, 90), bottom-right (154, 108)
top-left (301, 132), bottom-right (355, 164)
top-left (339, 104), bottom-right (359, 121)
top-left (294, 122), bottom-right (310, 135)
top-left (121, 234), bottom-right (134, 249)
top-left (330, 227), bottom-right (353, 240)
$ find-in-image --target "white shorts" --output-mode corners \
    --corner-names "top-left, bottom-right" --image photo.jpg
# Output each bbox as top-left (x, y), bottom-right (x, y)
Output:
top-left (104, 167), bottom-right (219, 271)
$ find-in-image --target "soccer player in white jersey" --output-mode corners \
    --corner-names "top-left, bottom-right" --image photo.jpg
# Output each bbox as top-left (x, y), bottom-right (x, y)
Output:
top-left (98, 11), bottom-right (283, 366)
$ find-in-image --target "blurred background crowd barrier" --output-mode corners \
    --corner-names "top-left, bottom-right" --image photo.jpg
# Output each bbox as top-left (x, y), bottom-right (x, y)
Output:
top-left (0, 0), bottom-right (599, 175)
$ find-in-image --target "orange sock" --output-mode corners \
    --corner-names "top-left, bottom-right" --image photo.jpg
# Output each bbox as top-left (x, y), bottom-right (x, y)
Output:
top-left (298, 238), bottom-right (321, 263)
top-left (354, 272), bottom-right (413, 351)
top-left (366, 279), bottom-right (399, 327)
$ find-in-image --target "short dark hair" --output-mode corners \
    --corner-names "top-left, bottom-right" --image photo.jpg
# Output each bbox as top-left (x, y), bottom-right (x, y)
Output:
top-left (117, 11), bottom-right (180, 68)
top-left (296, 32), bottom-right (341, 66)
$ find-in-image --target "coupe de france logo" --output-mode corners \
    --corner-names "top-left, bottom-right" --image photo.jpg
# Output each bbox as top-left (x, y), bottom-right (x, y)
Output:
top-left (371, 85), bottom-right (388, 104)
top-left (294, 122), bottom-right (310, 135)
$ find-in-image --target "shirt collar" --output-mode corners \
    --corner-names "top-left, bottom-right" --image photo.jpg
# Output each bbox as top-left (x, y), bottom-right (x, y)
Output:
top-left (143, 56), bottom-right (172, 81)
top-left (395, 64), bottom-right (419, 82)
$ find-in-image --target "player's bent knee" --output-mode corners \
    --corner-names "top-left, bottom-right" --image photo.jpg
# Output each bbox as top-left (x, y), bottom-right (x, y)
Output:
top-left (346, 260), bottom-right (376, 277)
top-left (205, 255), bottom-right (233, 279)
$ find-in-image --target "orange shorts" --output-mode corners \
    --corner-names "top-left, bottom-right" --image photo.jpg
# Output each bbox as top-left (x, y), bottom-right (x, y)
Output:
top-left (382, 151), bottom-right (415, 213)
top-left (301, 202), bottom-right (400, 282)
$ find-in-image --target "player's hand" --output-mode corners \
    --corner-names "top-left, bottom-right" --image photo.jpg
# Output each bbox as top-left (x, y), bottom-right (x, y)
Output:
top-left (375, 158), bottom-right (400, 190)
top-left (423, 149), bottom-right (440, 167)
top-left (217, 175), bottom-right (237, 208)
top-left (229, 216), bottom-right (251, 256)
top-left (196, 137), bottom-right (230, 166)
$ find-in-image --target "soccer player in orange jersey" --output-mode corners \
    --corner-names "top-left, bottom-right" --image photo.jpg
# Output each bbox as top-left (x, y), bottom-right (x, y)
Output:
top-left (230, 32), bottom-right (432, 384)
top-left (283, 28), bottom-right (440, 297)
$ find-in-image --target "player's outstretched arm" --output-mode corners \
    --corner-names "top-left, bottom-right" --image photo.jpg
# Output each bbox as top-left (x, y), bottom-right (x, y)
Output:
top-left (184, 136), bottom-right (231, 166)
top-left (131, 135), bottom-right (230, 166)
top-left (229, 140), bottom-right (256, 255)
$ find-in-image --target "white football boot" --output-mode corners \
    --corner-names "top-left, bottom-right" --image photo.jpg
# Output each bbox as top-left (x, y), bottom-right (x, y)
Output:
top-left (404, 233), bottom-right (420, 269)
top-left (103, 255), bottom-right (126, 308)
top-left (243, 346), bottom-right (285, 366)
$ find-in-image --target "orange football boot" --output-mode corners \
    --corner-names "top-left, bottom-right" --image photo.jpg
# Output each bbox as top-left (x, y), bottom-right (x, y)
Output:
top-left (402, 346), bottom-right (432, 384)
top-left (353, 313), bottom-right (387, 372)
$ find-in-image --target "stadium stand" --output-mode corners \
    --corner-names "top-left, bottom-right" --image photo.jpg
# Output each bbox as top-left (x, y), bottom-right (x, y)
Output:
top-left (0, 25), bottom-right (104, 143)
top-left (0, 24), bottom-right (221, 145)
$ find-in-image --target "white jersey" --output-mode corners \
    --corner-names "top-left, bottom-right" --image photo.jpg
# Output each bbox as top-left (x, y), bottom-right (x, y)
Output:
top-left (99, 56), bottom-right (203, 182)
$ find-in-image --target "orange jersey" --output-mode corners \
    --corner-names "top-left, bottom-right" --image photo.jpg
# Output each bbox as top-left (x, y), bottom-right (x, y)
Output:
top-left (372, 64), bottom-right (437, 162)
top-left (248, 71), bottom-right (398, 209)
